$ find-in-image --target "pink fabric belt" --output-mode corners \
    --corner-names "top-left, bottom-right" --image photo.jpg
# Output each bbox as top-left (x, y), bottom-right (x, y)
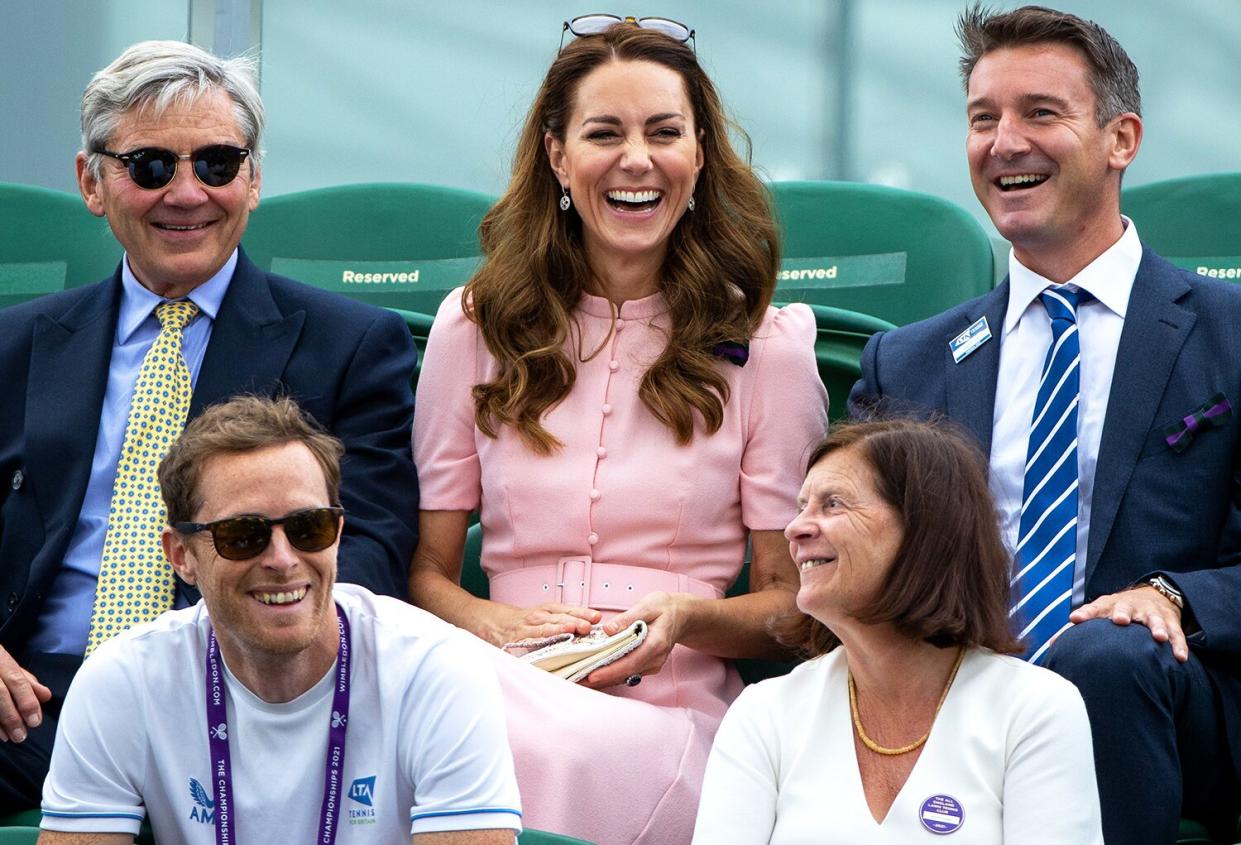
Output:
top-left (489, 558), bottom-right (724, 612)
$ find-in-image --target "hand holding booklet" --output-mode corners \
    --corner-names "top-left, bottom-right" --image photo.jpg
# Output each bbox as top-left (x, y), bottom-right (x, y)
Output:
top-left (502, 620), bottom-right (648, 683)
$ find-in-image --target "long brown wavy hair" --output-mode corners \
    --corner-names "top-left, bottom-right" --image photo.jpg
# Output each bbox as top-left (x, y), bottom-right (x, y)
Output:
top-left (466, 23), bottom-right (780, 454)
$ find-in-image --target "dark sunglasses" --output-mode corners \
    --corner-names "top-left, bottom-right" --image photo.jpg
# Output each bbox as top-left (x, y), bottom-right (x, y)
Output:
top-left (560, 14), bottom-right (695, 53)
top-left (174, 506), bottom-right (343, 561)
top-left (95, 144), bottom-right (252, 190)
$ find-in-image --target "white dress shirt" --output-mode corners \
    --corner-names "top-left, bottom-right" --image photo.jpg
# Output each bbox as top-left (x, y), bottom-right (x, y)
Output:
top-left (989, 219), bottom-right (1142, 605)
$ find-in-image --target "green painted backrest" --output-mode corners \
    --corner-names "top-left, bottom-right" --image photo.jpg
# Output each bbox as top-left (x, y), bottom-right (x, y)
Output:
top-left (0, 182), bottom-right (119, 309)
top-left (242, 182), bottom-right (496, 315)
top-left (1122, 173), bottom-right (1241, 283)
top-left (769, 180), bottom-right (993, 326)
top-left (808, 304), bottom-right (897, 420)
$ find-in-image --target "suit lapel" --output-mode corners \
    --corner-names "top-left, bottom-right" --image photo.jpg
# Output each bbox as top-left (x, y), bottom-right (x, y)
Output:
top-left (944, 282), bottom-right (1010, 456)
top-left (25, 276), bottom-right (122, 531)
top-left (190, 250), bottom-right (305, 416)
top-left (1087, 250), bottom-right (1194, 576)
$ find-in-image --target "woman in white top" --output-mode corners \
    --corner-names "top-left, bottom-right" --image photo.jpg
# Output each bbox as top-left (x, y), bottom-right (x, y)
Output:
top-left (692, 419), bottom-right (1103, 844)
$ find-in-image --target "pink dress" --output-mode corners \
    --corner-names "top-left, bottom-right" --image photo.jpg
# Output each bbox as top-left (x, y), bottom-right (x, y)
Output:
top-left (414, 288), bottom-right (827, 844)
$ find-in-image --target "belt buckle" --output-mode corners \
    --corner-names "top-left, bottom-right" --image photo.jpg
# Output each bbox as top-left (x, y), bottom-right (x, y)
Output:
top-left (555, 556), bottom-right (591, 606)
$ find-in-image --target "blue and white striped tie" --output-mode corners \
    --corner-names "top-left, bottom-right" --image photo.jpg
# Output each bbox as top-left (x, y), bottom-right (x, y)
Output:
top-left (1012, 286), bottom-right (1088, 663)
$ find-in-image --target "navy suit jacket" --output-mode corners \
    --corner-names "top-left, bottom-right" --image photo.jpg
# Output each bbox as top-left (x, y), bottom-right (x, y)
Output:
top-left (0, 249), bottom-right (419, 679)
top-left (849, 246), bottom-right (1241, 767)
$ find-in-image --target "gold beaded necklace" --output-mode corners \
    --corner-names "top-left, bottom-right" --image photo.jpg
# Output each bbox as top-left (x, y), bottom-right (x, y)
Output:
top-left (848, 647), bottom-right (966, 756)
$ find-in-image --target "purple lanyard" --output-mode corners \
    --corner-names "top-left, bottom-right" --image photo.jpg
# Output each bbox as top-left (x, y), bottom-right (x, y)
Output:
top-left (205, 603), bottom-right (352, 845)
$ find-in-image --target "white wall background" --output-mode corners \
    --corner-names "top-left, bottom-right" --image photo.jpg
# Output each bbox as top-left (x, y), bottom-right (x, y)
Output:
top-left (3, 0), bottom-right (1237, 233)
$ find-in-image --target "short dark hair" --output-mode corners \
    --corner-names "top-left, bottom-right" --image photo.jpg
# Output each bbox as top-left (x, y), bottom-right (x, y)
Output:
top-left (780, 418), bottom-right (1021, 657)
top-left (957, 4), bottom-right (1141, 125)
top-left (158, 395), bottom-right (344, 524)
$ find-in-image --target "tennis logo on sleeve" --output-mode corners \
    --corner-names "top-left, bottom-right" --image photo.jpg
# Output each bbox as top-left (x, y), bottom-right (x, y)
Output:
top-left (349, 775), bottom-right (378, 825)
top-left (189, 777), bottom-right (216, 825)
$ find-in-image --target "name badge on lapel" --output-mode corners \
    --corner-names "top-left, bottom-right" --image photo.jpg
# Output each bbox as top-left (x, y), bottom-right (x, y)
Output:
top-left (949, 316), bottom-right (992, 364)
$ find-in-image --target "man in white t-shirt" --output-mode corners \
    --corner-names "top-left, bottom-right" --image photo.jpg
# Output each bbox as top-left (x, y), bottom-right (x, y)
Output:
top-left (39, 395), bottom-right (521, 844)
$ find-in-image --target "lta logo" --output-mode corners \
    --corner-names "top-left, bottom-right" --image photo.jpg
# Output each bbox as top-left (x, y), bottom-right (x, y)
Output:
top-left (349, 776), bottom-right (376, 807)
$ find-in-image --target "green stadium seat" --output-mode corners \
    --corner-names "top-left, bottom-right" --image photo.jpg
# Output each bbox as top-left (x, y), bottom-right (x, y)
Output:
top-left (769, 180), bottom-right (994, 326)
top-left (0, 811), bottom-right (40, 828)
top-left (462, 520), bottom-right (489, 600)
top-left (0, 182), bottom-right (119, 309)
top-left (242, 182), bottom-right (495, 314)
top-left (807, 304), bottom-right (896, 421)
top-left (1122, 173), bottom-right (1241, 284)
top-left (0, 809), bottom-right (154, 843)
top-left (519, 829), bottom-right (595, 844)
top-left (385, 307), bottom-right (435, 389)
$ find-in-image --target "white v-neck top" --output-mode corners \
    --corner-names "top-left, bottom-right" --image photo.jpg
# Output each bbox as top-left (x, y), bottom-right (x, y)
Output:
top-left (692, 647), bottom-right (1102, 844)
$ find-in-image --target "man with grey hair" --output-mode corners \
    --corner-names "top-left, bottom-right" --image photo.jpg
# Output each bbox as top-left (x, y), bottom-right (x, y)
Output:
top-left (0, 40), bottom-right (418, 807)
top-left (850, 5), bottom-right (1241, 843)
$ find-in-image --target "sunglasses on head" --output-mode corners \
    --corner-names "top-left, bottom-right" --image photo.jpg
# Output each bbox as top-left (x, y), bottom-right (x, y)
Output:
top-left (174, 506), bottom-right (343, 561)
top-left (560, 14), bottom-right (695, 53)
top-left (95, 144), bottom-right (252, 190)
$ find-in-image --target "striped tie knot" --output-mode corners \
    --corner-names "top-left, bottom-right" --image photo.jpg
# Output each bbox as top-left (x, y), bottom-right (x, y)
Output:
top-left (1038, 286), bottom-right (1091, 326)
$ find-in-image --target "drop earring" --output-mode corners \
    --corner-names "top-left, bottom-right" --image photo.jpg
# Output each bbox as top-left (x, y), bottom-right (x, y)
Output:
top-left (559, 184), bottom-right (572, 211)
top-left (687, 195), bottom-right (696, 212)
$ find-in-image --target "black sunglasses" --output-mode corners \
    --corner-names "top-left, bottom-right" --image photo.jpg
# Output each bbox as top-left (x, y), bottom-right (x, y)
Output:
top-left (560, 14), bottom-right (695, 53)
top-left (95, 144), bottom-right (252, 190)
top-left (174, 506), bottom-right (343, 561)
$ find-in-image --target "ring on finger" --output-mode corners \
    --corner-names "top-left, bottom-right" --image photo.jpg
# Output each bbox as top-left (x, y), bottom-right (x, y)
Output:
top-left (625, 674), bottom-right (642, 687)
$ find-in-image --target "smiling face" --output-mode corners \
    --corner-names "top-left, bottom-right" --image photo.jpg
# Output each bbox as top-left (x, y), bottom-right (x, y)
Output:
top-left (545, 59), bottom-right (703, 285)
top-left (77, 88), bottom-right (260, 299)
top-left (965, 42), bottom-right (1140, 279)
top-left (786, 447), bottom-right (905, 629)
top-left (165, 441), bottom-right (339, 672)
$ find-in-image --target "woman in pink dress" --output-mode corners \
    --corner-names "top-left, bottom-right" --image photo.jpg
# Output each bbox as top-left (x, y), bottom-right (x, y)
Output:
top-left (412, 17), bottom-right (827, 845)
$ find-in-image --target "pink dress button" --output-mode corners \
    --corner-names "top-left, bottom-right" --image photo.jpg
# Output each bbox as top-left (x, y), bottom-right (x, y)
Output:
top-left (609, 360), bottom-right (620, 371)
top-left (596, 446), bottom-right (608, 458)
top-left (615, 319), bottom-right (626, 331)
top-left (588, 532), bottom-right (599, 545)
top-left (589, 489), bottom-right (601, 501)
top-left (601, 404), bottom-right (613, 415)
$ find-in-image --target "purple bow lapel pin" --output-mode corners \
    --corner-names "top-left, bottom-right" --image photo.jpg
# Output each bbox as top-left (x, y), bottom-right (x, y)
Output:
top-left (1163, 393), bottom-right (1232, 453)
top-left (712, 340), bottom-right (749, 367)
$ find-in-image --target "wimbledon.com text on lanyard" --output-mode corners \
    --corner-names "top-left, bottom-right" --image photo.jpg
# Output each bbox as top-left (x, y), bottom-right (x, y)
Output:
top-left (204, 604), bottom-right (352, 845)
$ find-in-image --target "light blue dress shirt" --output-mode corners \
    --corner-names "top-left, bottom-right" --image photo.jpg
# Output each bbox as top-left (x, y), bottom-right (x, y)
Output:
top-left (27, 250), bottom-right (237, 655)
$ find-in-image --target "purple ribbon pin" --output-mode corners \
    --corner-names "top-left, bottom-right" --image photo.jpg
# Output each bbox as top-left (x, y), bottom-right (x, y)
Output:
top-left (1163, 393), bottom-right (1232, 453)
top-left (712, 341), bottom-right (749, 367)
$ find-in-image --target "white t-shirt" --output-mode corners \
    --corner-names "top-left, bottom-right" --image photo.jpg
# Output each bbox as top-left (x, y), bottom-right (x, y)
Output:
top-left (41, 585), bottom-right (522, 842)
top-left (692, 648), bottom-right (1102, 844)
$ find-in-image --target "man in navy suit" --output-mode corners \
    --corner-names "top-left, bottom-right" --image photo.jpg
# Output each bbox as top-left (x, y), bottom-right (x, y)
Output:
top-left (0, 41), bottom-right (418, 807)
top-left (849, 7), bottom-right (1240, 843)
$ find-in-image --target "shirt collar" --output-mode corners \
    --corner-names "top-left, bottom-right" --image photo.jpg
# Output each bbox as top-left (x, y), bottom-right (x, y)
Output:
top-left (1003, 216), bottom-right (1142, 335)
top-left (117, 249), bottom-right (238, 343)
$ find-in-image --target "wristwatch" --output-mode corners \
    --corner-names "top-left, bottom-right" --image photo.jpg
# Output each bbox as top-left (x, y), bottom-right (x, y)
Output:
top-left (1147, 575), bottom-right (1185, 610)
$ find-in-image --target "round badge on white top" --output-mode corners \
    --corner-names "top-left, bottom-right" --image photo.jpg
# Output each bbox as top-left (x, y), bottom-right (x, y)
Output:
top-left (919, 794), bottom-right (965, 835)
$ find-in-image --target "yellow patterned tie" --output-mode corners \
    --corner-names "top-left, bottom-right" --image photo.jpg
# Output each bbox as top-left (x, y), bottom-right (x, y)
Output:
top-left (85, 300), bottom-right (199, 655)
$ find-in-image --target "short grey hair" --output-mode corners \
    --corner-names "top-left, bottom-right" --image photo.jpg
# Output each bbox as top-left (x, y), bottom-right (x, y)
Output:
top-left (81, 40), bottom-right (264, 179)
